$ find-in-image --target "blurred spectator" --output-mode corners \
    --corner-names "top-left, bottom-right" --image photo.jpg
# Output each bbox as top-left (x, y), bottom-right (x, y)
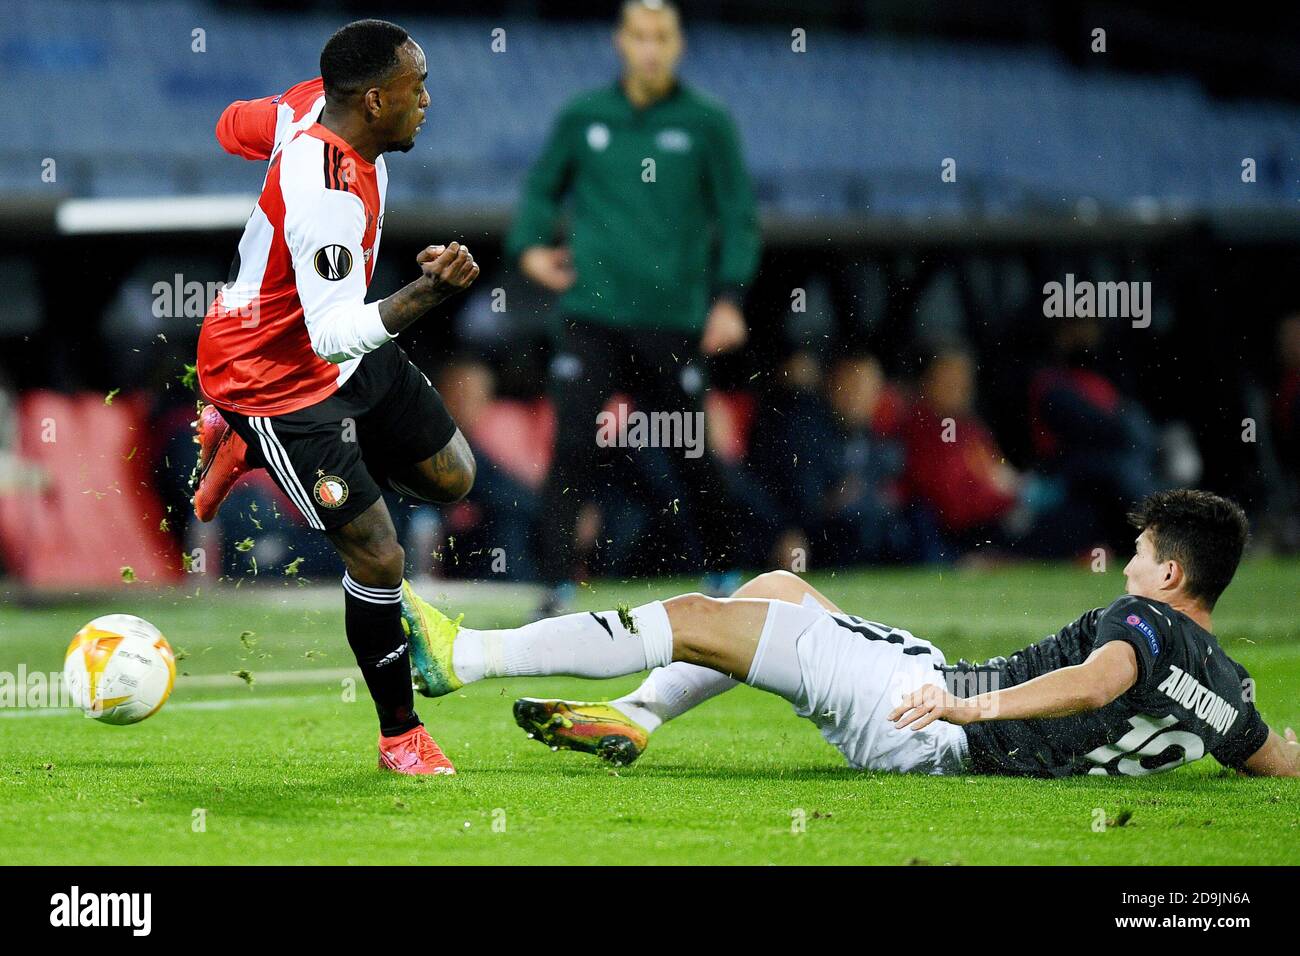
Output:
top-left (903, 344), bottom-right (1066, 556)
top-left (903, 345), bottom-right (1019, 545)
top-left (432, 357), bottom-right (541, 582)
top-left (1029, 316), bottom-right (1197, 550)
top-left (1030, 316), bottom-right (1159, 510)
top-left (748, 349), bottom-right (913, 569)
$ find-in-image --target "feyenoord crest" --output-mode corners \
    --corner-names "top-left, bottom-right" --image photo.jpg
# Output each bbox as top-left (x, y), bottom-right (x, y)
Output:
top-left (313, 475), bottom-right (349, 508)
top-left (314, 244), bottom-right (353, 280)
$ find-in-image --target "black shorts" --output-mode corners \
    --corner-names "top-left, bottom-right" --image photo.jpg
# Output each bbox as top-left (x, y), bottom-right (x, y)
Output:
top-left (220, 342), bottom-right (457, 531)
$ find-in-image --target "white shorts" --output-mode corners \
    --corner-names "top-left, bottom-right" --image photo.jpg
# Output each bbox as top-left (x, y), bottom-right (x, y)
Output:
top-left (766, 595), bottom-right (970, 775)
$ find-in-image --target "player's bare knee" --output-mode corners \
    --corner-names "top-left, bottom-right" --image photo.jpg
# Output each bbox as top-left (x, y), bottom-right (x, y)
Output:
top-left (743, 569), bottom-right (804, 601)
top-left (729, 569), bottom-right (803, 603)
top-left (347, 537), bottom-right (405, 587)
top-left (663, 591), bottom-right (710, 628)
top-left (371, 541), bottom-right (406, 586)
top-left (665, 590), bottom-right (714, 614)
top-left (664, 592), bottom-right (726, 657)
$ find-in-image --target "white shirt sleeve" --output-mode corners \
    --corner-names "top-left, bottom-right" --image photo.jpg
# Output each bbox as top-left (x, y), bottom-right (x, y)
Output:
top-left (283, 187), bottom-right (394, 364)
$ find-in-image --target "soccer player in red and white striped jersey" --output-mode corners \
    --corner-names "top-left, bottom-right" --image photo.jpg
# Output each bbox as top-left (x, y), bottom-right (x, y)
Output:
top-left (192, 20), bottom-right (481, 775)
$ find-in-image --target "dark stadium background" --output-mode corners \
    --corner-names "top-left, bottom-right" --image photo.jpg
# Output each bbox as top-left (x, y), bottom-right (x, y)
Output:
top-left (2, 0), bottom-right (1299, 591)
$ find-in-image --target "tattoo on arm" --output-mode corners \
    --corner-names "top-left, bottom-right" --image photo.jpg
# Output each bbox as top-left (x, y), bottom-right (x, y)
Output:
top-left (378, 276), bottom-right (447, 336)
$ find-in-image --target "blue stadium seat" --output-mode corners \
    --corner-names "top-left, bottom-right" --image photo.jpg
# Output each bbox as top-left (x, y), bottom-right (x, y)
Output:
top-left (0, 0), bottom-right (1296, 215)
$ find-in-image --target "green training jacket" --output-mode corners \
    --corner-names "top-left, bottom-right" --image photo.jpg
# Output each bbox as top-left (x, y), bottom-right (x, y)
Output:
top-left (506, 80), bottom-right (761, 334)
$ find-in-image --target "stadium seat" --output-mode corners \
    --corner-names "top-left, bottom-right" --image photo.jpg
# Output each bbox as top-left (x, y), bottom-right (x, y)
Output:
top-left (3, 0), bottom-right (1298, 214)
top-left (0, 391), bottom-right (181, 588)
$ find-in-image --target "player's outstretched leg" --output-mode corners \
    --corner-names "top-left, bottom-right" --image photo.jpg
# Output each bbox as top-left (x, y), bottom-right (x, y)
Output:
top-left (402, 572), bottom-right (831, 704)
top-left (516, 570), bottom-right (843, 764)
top-left (400, 583), bottom-right (677, 697)
top-left (332, 500), bottom-right (454, 776)
top-left (401, 578), bottom-right (818, 766)
top-left (513, 665), bottom-right (728, 766)
top-left (399, 585), bottom-right (654, 764)
top-left (191, 404), bottom-right (252, 521)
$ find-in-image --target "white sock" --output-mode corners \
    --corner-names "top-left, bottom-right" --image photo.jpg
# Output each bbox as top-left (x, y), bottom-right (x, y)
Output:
top-left (452, 601), bottom-right (674, 683)
top-left (611, 663), bottom-right (738, 732)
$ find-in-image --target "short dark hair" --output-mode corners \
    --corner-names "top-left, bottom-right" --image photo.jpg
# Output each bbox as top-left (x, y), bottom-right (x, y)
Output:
top-left (1128, 489), bottom-right (1249, 609)
top-left (320, 19), bottom-right (410, 99)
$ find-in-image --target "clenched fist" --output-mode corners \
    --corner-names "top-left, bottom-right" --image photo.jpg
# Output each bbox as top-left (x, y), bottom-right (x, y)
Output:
top-left (417, 241), bottom-right (480, 298)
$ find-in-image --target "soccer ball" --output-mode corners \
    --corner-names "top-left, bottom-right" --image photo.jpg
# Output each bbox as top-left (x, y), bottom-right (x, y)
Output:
top-left (63, 615), bottom-right (176, 724)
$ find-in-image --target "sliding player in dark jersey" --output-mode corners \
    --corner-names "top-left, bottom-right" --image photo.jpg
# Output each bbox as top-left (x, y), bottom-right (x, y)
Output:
top-left (399, 489), bottom-right (1298, 778)
top-left (192, 20), bottom-right (480, 775)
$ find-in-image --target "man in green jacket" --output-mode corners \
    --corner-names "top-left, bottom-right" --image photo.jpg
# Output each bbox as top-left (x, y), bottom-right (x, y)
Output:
top-left (506, 0), bottom-right (761, 609)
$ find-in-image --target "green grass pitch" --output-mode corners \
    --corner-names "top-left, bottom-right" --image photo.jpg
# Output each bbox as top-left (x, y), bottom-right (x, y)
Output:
top-left (2, 561), bottom-right (1297, 865)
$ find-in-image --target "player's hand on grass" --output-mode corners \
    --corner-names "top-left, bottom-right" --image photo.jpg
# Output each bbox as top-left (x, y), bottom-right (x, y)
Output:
top-left (519, 245), bottom-right (576, 293)
top-left (890, 684), bottom-right (984, 730)
top-left (417, 242), bottom-right (480, 300)
top-left (700, 298), bottom-right (747, 355)
top-left (1267, 726), bottom-right (1299, 777)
